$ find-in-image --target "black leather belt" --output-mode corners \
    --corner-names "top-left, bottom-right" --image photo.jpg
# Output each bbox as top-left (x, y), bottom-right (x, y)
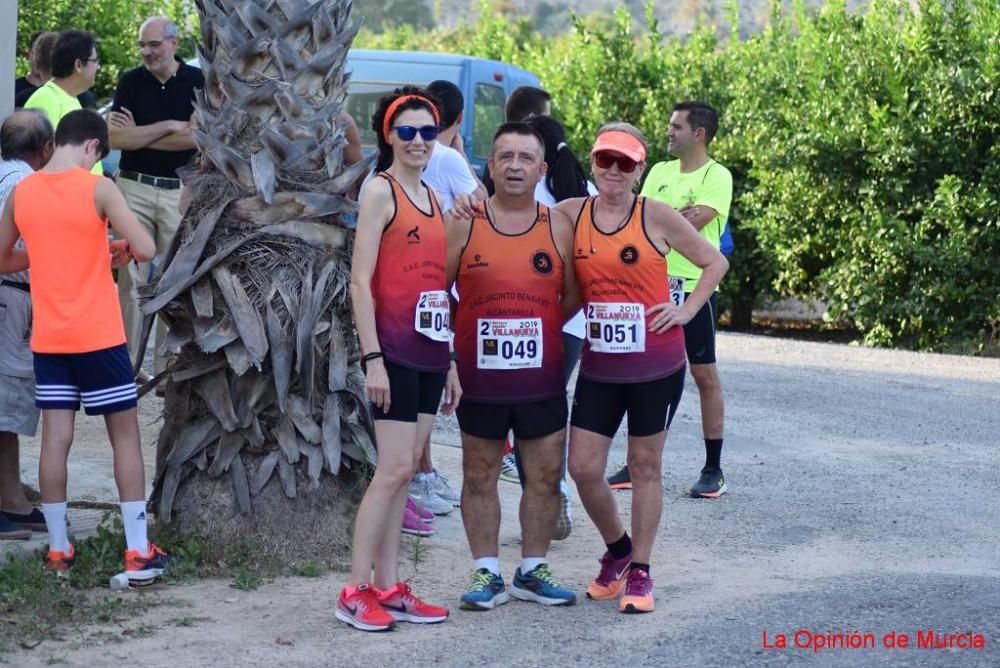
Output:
top-left (0, 279), bottom-right (29, 293)
top-left (118, 170), bottom-right (181, 190)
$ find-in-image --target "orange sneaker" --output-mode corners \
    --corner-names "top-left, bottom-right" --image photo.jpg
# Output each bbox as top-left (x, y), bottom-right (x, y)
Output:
top-left (619, 567), bottom-right (655, 613)
top-left (44, 544), bottom-right (76, 573)
top-left (586, 550), bottom-right (631, 600)
top-left (124, 542), bottom-right (171, 582)
top-left (377, 581), bottom-right (449, 624)
top-left (336, 583), bottom-right (395, 632)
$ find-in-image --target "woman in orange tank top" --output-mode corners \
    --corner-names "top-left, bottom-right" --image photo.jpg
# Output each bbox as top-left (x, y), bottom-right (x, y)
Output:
top-left (553, 122), bottom-right (729, 615)
top-left (339, 88), bottom-right (461, 631)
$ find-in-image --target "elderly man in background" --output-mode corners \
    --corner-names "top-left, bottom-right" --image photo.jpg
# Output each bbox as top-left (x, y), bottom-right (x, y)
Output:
top-left (109, 16), bottom-right (204, 381)
top-left (0, 110), bottom-right (55, 539)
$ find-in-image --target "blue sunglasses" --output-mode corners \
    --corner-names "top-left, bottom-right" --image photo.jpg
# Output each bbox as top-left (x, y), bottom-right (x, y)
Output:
top-left (393, 125), bottom-right (440, 141)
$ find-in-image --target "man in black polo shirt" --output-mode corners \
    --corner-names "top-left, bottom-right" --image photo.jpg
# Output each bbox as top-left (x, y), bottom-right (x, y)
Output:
top-left (109, 16), bottom-right (203, 379)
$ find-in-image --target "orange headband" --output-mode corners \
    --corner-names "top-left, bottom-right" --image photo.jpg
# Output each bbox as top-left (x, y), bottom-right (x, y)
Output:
top-left (382, 95), bottom-right (441, 142)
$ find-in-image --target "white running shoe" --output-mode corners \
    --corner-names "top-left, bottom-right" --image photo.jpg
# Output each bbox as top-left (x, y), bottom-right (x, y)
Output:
top-left (408, 474), bottom-right (454, 515)
top-left (553, 480), bottom-right (573, 541)
top-left (499, 453), bottom-right (520, 483)
top-left (429, 469), bottom-right (460, 507)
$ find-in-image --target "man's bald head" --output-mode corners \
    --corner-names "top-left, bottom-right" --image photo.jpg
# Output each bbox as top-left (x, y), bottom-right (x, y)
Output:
top-left (1, 110), bottom-right (55, 169)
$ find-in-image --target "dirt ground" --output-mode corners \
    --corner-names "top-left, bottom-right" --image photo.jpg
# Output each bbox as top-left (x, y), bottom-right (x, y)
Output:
top-left (10, 333), bottom-right (1000, 667)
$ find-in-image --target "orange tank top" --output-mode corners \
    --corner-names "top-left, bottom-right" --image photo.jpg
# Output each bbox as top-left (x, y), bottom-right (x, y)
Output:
top-left (13, 169), bottom-right (126, 353)
top-left (572, 196), bottom-right (685, 382)
top-left (454, 203), bottom-right (565, 402)
top-left (370, 173), bottom-right (450, 372)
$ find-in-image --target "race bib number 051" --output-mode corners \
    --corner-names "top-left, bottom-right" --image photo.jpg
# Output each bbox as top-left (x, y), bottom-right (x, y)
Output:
top-left (415, 290), bottom-right (451, 342)
top-left (586, 302), bottom-right (645, 354)
top-left (477, 318), bottom-right (542, 369)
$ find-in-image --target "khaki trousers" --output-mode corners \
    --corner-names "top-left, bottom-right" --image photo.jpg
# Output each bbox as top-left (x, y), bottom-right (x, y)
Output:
top-left (116, 176), bottom-right (181, 374)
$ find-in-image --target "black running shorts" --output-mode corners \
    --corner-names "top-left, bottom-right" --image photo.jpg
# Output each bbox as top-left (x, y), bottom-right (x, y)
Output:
top-left (683, 293), bottom-right (718, 365)
top-left (456, 395), bottom-right (568, 441)
top-left (369, 359), bottom-right (447, 422)
top-left (570, 366), bottom-right (685, 438)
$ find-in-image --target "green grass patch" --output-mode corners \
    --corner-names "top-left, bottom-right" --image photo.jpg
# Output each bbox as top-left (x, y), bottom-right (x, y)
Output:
top-left (0, 514), bottom-right (344, 654)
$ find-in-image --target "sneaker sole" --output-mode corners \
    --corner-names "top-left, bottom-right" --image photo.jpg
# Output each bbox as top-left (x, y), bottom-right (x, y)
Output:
top-left (510, 585), bottom-right (576, 606)
top-left (586, 583), bottom-right (625, 601)
top-left (124, 568), bottom-right (164, 582)
top-left (499, 475), bottom-right (520, 484)
top-left (401, 526), bottom-right (435, 537)
top-left (334, 609), bottom-right (395, 632)
top-left (608, 482), bottom-right (632, 490)
top-left (621, 602), bottom-right (655, 613)
top-left (459, 590), bottom-right (510, 610)
top-left (690, 482), bottom-right (727, 498)
top-left (387, 610), bottom-right (448, 624)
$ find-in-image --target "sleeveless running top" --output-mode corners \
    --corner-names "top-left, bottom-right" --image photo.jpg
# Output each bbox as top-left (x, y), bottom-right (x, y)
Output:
top-left (573, 196), bottom-right (686, 383)
top-left (370, 172), bottom-right (450, 372)
top-left (13, 168), bottom-right (126, 353)
top-left (455, 203), bottom-right (565, 403)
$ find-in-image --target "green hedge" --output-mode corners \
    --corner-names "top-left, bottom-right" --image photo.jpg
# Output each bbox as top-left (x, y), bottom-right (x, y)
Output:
top-left (358, 0), bottom-right (999, 352)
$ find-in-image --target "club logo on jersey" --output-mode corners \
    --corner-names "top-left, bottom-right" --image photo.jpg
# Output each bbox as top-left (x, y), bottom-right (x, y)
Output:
top-left (466, 253), bottom-right (489, 269)
top-left (619, 244), bottom-right (639, 265)
top-left (531, 250), bottom-right (554, 275)
top-left (407, 226), bottom-right (421, 244)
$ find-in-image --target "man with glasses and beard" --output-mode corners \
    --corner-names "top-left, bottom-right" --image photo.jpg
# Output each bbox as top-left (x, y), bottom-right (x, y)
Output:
top-left (108, 16), bottom-right (204, 382)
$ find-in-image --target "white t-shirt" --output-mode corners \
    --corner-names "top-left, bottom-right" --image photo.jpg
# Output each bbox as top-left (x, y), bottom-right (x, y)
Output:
top-left (535, 179), bottom-right (597, 339)
top-left (422, 142), bottom-right (478, 213)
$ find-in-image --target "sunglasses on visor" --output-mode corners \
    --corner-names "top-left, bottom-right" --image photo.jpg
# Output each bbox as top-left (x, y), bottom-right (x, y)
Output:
top-left (393, 125), bottom-right (441, 141)
top-left (594, 151), bottom-right (639, 173)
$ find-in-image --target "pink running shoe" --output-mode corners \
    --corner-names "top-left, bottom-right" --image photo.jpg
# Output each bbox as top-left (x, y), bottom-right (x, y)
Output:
top-left (402, 503), bottom-right (434, 537)
top-left (407, 496), bottom-right (435, 523)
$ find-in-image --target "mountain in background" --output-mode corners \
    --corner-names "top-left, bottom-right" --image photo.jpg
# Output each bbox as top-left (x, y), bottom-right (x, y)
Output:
top-left (354, 0), bottom-right (874, 40)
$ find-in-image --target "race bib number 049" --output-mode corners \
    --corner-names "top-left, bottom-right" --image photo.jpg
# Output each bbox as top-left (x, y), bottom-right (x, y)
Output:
top-left (415, 290), bottom-right (451, 342)
top-left (477, 318), bottom-right (543, 369)
top-left (669, 277), bottom-right (686, 306)
top-left (586, 302), bottom-right (645, 354)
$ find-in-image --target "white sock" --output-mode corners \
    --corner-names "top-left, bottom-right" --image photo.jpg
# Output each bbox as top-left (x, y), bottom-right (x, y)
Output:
top-left (474, 557), bottom-right (501, 576)
top-left (521, 557), bottom-right (546, 575)
top-left (120, 500), bottom-right (149, 553)
top-left (41, 502), bottom-right (70, 553)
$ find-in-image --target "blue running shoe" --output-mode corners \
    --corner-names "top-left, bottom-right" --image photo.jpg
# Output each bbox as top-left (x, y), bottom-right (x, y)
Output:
top-left (510, 563), bottom-right (577, 606)
top-left (459, 568), bottom-right (510, 610)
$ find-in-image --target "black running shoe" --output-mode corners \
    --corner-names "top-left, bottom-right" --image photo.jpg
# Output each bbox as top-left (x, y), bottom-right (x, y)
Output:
top-left (607, 464), bottom-right (632, 490)
top-left (690, 467), bottom-right (727, 498)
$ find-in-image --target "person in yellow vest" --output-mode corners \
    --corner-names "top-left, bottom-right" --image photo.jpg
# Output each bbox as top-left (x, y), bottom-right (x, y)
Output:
top-left (23, 30), bottom-right (102, 176)
top-left (607, 101), bottom-right (733, 498)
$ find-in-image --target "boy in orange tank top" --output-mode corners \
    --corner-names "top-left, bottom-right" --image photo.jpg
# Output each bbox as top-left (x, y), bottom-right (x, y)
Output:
top-left (0, 110), bottom-right (166, 583)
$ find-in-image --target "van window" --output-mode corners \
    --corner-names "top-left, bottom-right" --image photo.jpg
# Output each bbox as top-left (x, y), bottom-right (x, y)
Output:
top-left (345, 82), bottom-right (410, 148)
top-left (472, 83), bottom-right (506, 159)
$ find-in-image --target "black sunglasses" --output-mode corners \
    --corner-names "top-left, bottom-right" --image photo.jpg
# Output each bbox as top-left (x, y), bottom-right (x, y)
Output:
top-left (393, 125), bottom-right (440, 141)
top-left (594, 152), bottom-right (639, 173)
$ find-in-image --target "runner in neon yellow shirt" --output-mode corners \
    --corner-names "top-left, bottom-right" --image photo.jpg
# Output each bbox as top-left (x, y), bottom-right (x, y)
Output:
top-left (608, 102), bottom-right (733, 498)
top-left (24, 30), bottom-right (103, 176)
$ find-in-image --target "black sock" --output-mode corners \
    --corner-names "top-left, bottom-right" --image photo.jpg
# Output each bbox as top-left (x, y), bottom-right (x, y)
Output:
top-left (705, 438), bottom-right (723, 470)
top-left (630, 562), bottom-right (650, 575)
top-left (606, 532), bottom-right (632, 560)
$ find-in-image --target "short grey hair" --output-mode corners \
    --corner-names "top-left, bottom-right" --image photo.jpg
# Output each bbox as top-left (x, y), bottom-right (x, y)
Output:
top-left (141, 16), bottom-right (178, 39)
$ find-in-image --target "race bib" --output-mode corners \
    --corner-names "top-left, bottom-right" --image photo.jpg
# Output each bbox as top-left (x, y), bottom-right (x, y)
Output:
top-left (586, 302), bottom-right (645, 354)
top-left (477, 318), bottom-right (543, 370)
top-left (414, 290), bottom-right (451, 342)
top-left (669, 277), bottom-right (686, 306)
